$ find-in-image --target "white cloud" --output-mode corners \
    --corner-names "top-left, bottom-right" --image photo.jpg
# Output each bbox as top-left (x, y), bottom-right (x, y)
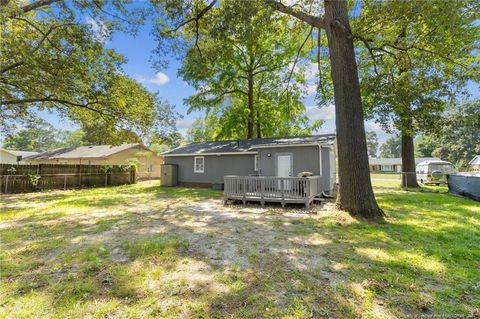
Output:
top-left (85, 17), bottom-right (109, 42)
top-left (133, 74), bottom-right (147, 84)
top-left (305, 84), bottom-right (318, 96)
top-left (176, 118), bottom-right (195, 130)
top-left (364, 121), bottom-right (383, 132)
top-left (149, 72), bottom-right (170, 86)
top-left (305, 62), bottom-right (319, 81)
top-left (306, 104), bottom-right (335, 121)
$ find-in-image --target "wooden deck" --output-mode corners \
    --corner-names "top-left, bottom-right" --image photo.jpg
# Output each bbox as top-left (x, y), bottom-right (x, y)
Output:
top-left (224, 175), bottom-right (322, 208)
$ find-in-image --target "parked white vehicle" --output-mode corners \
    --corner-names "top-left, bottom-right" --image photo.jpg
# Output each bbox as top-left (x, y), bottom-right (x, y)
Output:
top-left (416, 160), bottom-right (456, 185)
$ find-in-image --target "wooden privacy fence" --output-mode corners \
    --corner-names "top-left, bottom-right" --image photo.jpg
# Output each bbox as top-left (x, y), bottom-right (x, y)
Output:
top-left (0, 164), bottom-right (136, 194)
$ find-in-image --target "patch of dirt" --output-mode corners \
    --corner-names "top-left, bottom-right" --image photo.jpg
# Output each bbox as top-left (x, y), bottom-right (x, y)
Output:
top-left (0, 192), bottom-right (357, 317)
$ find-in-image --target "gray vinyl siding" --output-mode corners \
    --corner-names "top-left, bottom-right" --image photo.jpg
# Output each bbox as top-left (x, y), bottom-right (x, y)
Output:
top-left (164, 154), bottom-right (256, 184)
top-left (258, 145), bottom-right (334, 192)
top-left (164, 145), bottom-right (335, 192)
top-left (257, 146), bottom-right (321, 176)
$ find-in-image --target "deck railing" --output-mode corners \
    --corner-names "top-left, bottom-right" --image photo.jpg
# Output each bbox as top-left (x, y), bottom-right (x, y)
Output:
top-left (224, 175), bottom-right (322, 207)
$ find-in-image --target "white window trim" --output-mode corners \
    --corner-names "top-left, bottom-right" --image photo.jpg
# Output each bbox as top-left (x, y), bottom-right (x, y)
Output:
top-left (254, 155), bottom-right (259, 171)
top-left (194, 156), bottom-right (204, 173)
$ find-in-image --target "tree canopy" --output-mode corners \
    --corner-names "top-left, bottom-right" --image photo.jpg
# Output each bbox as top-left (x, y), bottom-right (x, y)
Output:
top-left (156, 0), bottom-right (322, 139)
top-left (428, 100), bottom-right (480, 167)
top-left (365, 131), bottom-right (379, 158)
top-left (353, 0), bottom-right (479, 186)
top-left (0, 0), bottom-right (177, 141)
top-left (379, 136), bottom-right (401, 159)
top-left (355, 0), bottom-right (479, 135)
top-left (2, 117), bottom-right (82, 152)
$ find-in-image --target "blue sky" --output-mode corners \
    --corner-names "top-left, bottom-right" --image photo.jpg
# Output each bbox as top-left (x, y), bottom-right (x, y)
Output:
top-left (39, 17), bottom-right (479, 146)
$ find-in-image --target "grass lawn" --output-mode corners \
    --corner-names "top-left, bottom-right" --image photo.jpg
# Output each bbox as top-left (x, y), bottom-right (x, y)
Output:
top-left (1, 181), bottom-right (479, 318)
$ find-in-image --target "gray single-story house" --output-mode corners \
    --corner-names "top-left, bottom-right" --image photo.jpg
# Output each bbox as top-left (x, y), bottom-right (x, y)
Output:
top-left (162, 134), bottom-right (337, 197)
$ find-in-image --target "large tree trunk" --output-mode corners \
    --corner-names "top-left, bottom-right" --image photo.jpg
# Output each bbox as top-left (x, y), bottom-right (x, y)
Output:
top-left (247, 72), bottom-right (255, 139)
top-left (324, 0), bottom-right (383, 219)
top-left (401, 130), bottom-right (419, 188)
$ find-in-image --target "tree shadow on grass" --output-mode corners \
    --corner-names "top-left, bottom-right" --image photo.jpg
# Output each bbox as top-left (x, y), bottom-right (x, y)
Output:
top-left (0, 184), bottom-right (478, 318)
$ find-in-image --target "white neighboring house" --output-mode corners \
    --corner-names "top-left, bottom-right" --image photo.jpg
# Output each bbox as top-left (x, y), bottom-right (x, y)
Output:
top-left (369, 157), bottom-right (440, 173)
top-left (469, 155), bottom-right (480, 170)
top-left (0, 148), bottom-right (39, 164)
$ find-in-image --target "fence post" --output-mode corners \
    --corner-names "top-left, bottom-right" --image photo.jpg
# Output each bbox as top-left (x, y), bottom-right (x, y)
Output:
top-left (77, 165), bottom-right (82, 187)
top-left (64, 175), bottom-right (67, 190)
top-left (130, 166), bottom-right (136, 184)
top-left (281, 179), bottom-right (285, 207)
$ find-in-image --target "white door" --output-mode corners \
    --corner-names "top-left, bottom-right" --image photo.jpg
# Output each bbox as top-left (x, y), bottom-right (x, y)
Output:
top-left (277, 155), bottom-right (292, 190)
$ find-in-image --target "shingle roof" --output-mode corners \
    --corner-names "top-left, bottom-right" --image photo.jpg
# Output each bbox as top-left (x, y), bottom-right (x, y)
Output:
top-left (369, 157), bottom-right (441, 165)
top-left (163, 134), bottom-right (336, 155)
top-left (25, 144), bottom-right (148, 160)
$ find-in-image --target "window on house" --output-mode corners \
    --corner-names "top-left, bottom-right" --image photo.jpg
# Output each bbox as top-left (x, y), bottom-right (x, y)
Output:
top-left (254, 155), bottom-right (259, 171)
top-left (194, 156), bottom-right (204, 173)
top-left (381, 165), bottom-right (394, 172)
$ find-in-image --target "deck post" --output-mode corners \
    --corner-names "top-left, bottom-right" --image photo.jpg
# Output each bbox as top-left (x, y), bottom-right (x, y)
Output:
top-left (281, 179), bottom-right (285, 207)
top-left (305, 178), bottom-right (310, 208)
top-left (242, 178), bottom-right (246, 205)
top-left (260, 178), bottom-right (265, 206)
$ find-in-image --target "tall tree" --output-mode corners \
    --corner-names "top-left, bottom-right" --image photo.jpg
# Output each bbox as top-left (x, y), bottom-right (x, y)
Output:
top-left (431, 99), bottom-right (480, 167)
top-left (2, 116), bottom-right (89, 151)
top-left (354, 0), bottom-right (479, 187)
top-left (172, 1), bottom-right (318, 139)
top-left (2, 117), bottom-right (62, 152)
top-left (186, 118), bottom-right (213, 143)
top-left (379, 136), bottom-right (401, 159)
top-left (153, 0), bottom-right (383, 219)
top-left (0, 0), bottom-right (177, 141)
top-left (58, 130), bottom-right (86, 149)
top-left (415, 135), bottom-right (438, 158)
top-left (365, 131), bottom-right (378, 158)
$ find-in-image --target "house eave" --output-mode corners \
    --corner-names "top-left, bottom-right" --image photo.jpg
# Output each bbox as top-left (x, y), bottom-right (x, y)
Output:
top-left (163, 151), bottom-right (258, 157)
top-left (253, 142), bottom-right (334, 149)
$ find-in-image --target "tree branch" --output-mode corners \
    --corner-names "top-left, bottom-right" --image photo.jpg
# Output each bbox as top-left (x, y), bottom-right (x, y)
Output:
top-left (286, 26), bottom-right (313, 91)
top-left (168, 0), bottom-right (217, 33)
top-left (317, 28), bottom-right (326, 99)
top-left (0, 62), bottom-right (24, 75)
top-left (354, 34), bottom-right (379, 76)
top-left (353, 34), bottom-right (468, 68)
top-left (0, 96), bottom-right (107, 116)
top-left (8, 0), bottom-right (62, 18)
top-left (265, 0), bottom-right (325, 29)
top-left (166, 0), bottom-right (216, 57)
